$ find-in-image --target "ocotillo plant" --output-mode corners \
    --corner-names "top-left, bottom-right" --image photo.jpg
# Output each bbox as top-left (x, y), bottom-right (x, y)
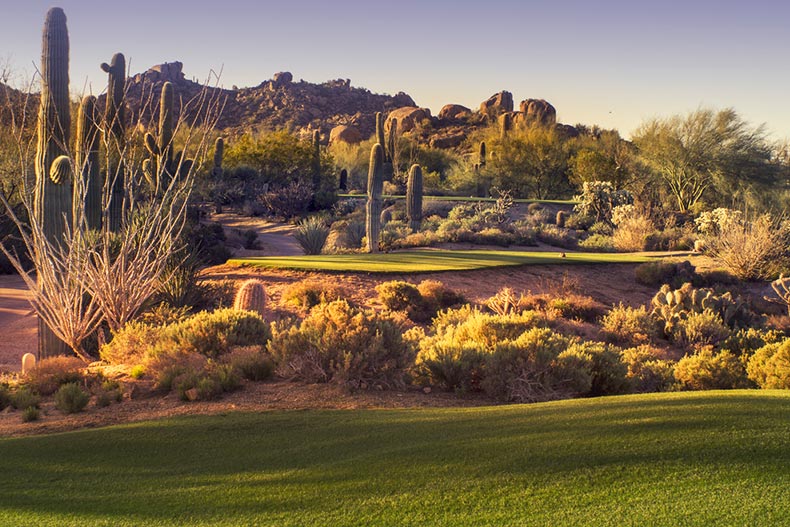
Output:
top-left (75, 95), bottom-right (101, 231)
top-left (100, 52), bottom-right (125, 231)
top-left (479, 141), bottom-right (487, 167)
top-left (234, 279), bottom-right (266, 317)
top-left (365, 143), bottom-right (384, 253)
top-left (338, 168), bottom-right (348, 191)
top-left (406, 164), bottom-right (423, 232)
top-left (34, 7), bottom-right (72, 357)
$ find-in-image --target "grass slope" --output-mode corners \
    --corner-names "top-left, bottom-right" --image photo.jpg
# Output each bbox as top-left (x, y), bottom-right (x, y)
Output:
top-left (1, 391), bottom-right (789, 526)
top-left (229, 249), bottom-right (655, 273)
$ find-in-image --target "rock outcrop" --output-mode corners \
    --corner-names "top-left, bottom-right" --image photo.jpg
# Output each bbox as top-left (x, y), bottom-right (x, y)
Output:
top-left (479, 91), bottom-right (513, 119)
top-left (520, 98), bottom-right (556, 126)
top-left (329, 124), bottom-right (363, 144)
top-left (438, 104), bottom-right (471, 120)
top-left (385, 106), bottom-right (431, 134)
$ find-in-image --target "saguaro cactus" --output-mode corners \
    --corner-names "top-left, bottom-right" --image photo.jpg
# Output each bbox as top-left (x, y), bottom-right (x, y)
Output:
top-left (499, 113), bottom-right (512, 140)
top-left (143, 81), bottom-right (192, 191)
top-left (212, 137), bottom-right (224, 179)
top-left (479, 141), bottom-right (487, 168)
top-left (387, 117), bottom-right (398, 167)
top-left (75, 95), bottom-right (101, 230)
top-left (365, 143), bottom-right (384, 253)
top-left (375, 112), bottom-right (386, 158)
top-left (34, 7), bottom-right (72, 357)
top-left (406, 164), bottom-right (423, 233)
top-left (312, 129), bottom-right (321, 190)
top-left (100, 53), bottom-right (125, 231)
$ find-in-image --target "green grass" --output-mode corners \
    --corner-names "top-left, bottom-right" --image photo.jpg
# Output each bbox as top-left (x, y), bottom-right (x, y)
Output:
top-left (338, 194), bottom-right (577, 205)
top-left (1, 391), bottom-right (789, 526)
top-left (228, 249), bottom-right (655, 273)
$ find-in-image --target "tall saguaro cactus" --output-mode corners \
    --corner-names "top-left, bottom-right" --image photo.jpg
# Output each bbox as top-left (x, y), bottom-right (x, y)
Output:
top-left (312, 129), bottom-right (321, 190)
top-left (365, 143), bottom-right (384, 253)
top-left (100, 53), bottom-right (125, 231)
top-left (406, 164), bottom-right (423, 233)
top-left (75, 95), bottom-right (101, 230)
top-left (375, 112), bottom-right (386, 158)
top-left (212, 137), bottom-right (224, 179)
top-left (143, 81), bottom-right (192, 192)
top-left (34, 7), bottom-right (72, 357)
top-left (500, 113), bottom-right (512, 140)
top-left (479, 141), bottom-right (487, 168)
top-left (387, 117), bottom-right (398, 168)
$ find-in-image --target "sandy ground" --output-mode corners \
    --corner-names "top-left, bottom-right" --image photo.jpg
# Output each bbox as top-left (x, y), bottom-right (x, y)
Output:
top-left (211, 212), bottom-right (302, 257)
top-left (0, 275), bottom-right (35, 373)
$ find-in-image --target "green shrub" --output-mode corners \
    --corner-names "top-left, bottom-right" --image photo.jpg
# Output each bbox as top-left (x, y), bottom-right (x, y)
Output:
top-left (578, 234), bottom-right (615, 252)
top-left (481, 328), bottom-right (580, 402)
top-left (376, 281), bottom-right (423, 312)
top-left (101, 322), bottom-right (163, 365)
top-left (138, 303), bottom-right (193, 326)
top-left (54, 382), bottom-right (90, 414)
top-left (94, 380), bottom-right (123, 407)
top-left (294, 216), bottom-right (330, 255)
top-left (634, 260), bottom-right (697, 287)
top-left (24, 356), bottom-right (85, 396)
top-left (22, 406), bottom-right (40, 422)
top-left (674, 348), bottom-right (749, 390)
top-left (747, 339), bottom-right (790, 389)
top-left (621, 345), bottom-right (675, 393)
top-left (154, 308), bottom-right (271, 359)
top-left (417, 280), bottom-right (466, 312)
top-left (415, 343), bottom-right (485, 393)
top-left (671, 310), bottom-right (731, 348)
top-left (536, 224), bottom-right (577, 249)
top-left (546, 295), bottom-right (607, 323)
top-left (147, 352), bottom-right (208, 392)
top-left (601, 304), bottom-right (661, 345)
top-left (573, 342), bottom-right (630, 396)
top-left (269, 300), bottom-right (414, 389)
top-left (11, 388), bottom-right (40, 410)
top-left (283, 280), bottom-right (344, 310)
top-left (223, 346), bottom-right (275, 381)
top-left (210, 363), bottom-right (242, 393)
top-left (0, 384), bottom-right (10, 411)
top-left (335, 219), bottom-right (366, 249)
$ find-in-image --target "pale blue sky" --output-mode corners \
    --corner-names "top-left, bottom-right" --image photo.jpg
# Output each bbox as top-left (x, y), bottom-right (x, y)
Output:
top-left (3, 0), bottom-right (789, 139)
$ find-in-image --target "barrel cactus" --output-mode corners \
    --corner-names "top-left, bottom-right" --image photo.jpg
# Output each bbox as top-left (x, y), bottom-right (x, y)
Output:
top-left (365, 144), bottom-right (384, 253)
top-left (406, 164), bottom-right (423, 232)
top-left (234, 279), bottom-right (267, 317)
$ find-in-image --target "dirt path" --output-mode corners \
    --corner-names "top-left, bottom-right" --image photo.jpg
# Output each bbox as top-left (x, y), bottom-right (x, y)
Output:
top-left (209, 212), bottom-right (302, 257)
top-left (0, 275), bottom-right (36, 372)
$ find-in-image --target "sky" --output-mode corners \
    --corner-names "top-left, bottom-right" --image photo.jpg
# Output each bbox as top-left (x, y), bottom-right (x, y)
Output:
top-left (2, 0), bottom-right (789, 140)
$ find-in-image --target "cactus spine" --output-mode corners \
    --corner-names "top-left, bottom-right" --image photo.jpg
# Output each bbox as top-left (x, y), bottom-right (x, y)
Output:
top-left (100, 53), bottom-right (125, 231)
top-left (75, 95), bottom-right (101, 231)
top-left (365, 143), bottom-right (384, 253)
top-left (479, 141), bottom-right (487, 167)
top-left (406, 164), bottom-right (423, 233)
top-left (338, 168), bottom-right (348, 191)
top-left (34, 7), bottom-right (72, 358)
top-left (234, 279), bottom-right (267, 317)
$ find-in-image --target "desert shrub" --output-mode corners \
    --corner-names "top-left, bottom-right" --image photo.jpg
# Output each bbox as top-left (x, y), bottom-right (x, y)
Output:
top-left (269, 300), bottom-right (414, 389)
top-left (261, 180), bottom-right (313, 219)
top-left (54, 382), bottom-right (90, 414)
top-left (536, 224), bottom-right (577, 248)
top-left (573, 181), bottom-right (633, 224)
top-left (417, 280), bottom-right (466, 312)
top-left (294, 216), bottom-right (330, 255)
top-left (154, 308), bottom-right (271, 359)
top-left (11, 387), bottom-right (40, 410)
top-left (486, 287), bottom-right (526, 316)
top-left (380, 221), bottom-right (412, 251)
top-left (22, 406), bottom-right (40, 422)
top-left (611, 204), bottom-right (655, 251)
top-left (578, 234), bottom-right (615, 252)
top-left (0, 384), bottom-right (10, 411)
top-left (747, 339), bottom-right (790, 389)
top-left (415, 342), bottom-right (486, 392)
top-left (200, 279), bottom-right (238, 310)
top-left (283, 280), bottom-right (344, 310)
top-left (101, 322), bottom-right (163, 365)
top-left (157, 258), bottom-right (211, 309)
top-left (621, 345), bottom-right (676, 392)
top-left (422, 200), bottom-right (454, 218)
top-left (148, 352), bottom-right (208, 392)
top-left (210, 362), bottom-right (242, 393)
top-left (335, 219), bottom-right (366, 249)
top-left (94, 380), bottom-right (123, 408)
top-left (481, 328), bottom-right (582, 402)
top-left (674, 348), bottom-right (749, 390)
top-left (546, 295), bottom-right (606, 323)
top-left (223, 346), bottom-right (275, 381)
top-left (671, 310), bottom-right (731, 348)
top-left (24, 356), bottom-right (85, 396)
top-left (600, 304), bottom-right (661, 345)
top-left (241, 229), bottom-right (259, 249)
top-left (574, 342), bottom-right (630, 396)
top-left (376, 281), bottom-right (423, 312)
top-left (700, 212), bottom-right (789, 280)
top-left (635, 260), bottom-right (697, 287)
top-left (722, 328), bottom-right (784, 357)
top-left (651, 283), bottom-right (753, 331)
top-left (138, 303), bottom-right (193, 326)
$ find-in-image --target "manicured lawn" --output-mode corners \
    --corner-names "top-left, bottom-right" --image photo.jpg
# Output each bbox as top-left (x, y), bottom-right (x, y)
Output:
top-left (338, 193), bottom-right (577, 205)
top-left (1, 391), bottom-right (788, 526)
top-left (229, 249), bottom-right (655, 273)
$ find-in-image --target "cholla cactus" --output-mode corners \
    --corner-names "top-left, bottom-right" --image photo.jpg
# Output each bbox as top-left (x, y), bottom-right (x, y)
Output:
top-left (234, 279), bottom-right (266, 316)
top-left (651, 282), bottom-right (749, 331)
